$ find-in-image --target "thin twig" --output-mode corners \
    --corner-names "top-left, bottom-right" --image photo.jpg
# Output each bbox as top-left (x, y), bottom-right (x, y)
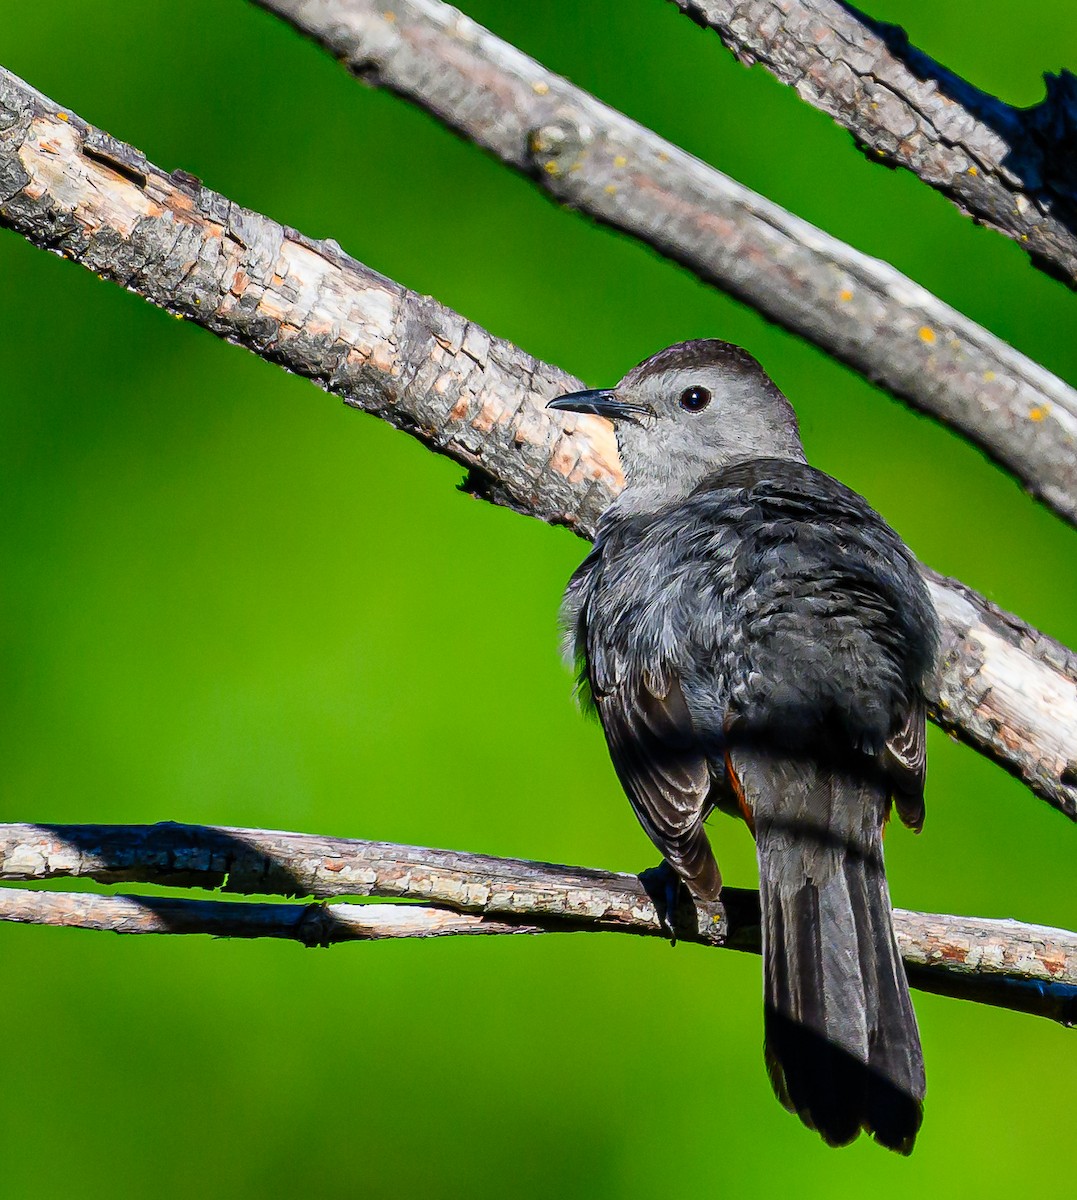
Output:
top-left (0, 889), bottom-right (545, 941)
top-left (0, 63), bottom-right (1076, 817)
top-left (249, 0), bottom-right (1077, 526)
top-left (0, 822), bottom-right (1074, 1024)
top-left (671, 0), bottom-right (1077, 286)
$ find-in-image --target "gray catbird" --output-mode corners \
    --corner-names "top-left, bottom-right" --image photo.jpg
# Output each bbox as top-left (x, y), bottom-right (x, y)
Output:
top-left (548, 340), bottom-right (939, 1153)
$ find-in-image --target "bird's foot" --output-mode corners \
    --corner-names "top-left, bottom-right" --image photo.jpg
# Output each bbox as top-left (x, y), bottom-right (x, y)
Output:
top-left (639, 860), bottom-right (684, 946)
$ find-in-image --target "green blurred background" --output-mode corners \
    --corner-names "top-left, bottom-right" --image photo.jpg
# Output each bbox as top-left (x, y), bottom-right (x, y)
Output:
top-left (2, 1), bottom-right (1075, 1195)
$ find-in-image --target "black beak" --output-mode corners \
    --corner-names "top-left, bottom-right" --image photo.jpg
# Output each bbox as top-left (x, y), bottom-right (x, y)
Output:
top-left (546, 389), bottom-right (652, 423)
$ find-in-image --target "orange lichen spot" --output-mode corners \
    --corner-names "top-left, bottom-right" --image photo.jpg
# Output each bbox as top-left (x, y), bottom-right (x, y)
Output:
top-left (324, 859), bottom-right (345, 873)
top-left (967, 165), bottom-right (978, 175)
top-left (1029, 406), bottom-right (1048, 422)
top-left (1042, 952), bottom-right (1067, 977)
top-left (839, 288), bottom-right (853, 302)
top-left (382, 10), bottom-right (395, 21)
top-left (532, 80), bottom-right (550, 96)
top-left (605, 184), bottom-right (617, 194)
top-left (983, 370), bottom-right (996, 382)
top-left (543, 160), bottom-right (561, 177)
top-left (937, 941), bottom-right (969, 965)
top-left (918, 326), bottom-right (936, 344)
top-left (56, 111), bottom-right (69, 122)
top-left (371, 343), bottom-right (395, 374)
top-left (613, 155), bottom-right (627, 168)
top-left (995, 724), bottom-right (1023, 753)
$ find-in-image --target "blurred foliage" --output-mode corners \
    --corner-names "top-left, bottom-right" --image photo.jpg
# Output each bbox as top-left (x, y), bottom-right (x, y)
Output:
top-left (1, 1), bottom-right (1075, 1196)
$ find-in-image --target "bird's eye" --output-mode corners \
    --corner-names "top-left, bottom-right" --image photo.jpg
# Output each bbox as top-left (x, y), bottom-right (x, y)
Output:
top-left (678, 385), bottom-right (711, 412)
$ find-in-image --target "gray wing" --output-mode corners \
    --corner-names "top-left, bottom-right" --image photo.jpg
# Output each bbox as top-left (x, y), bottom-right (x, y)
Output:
top-left (566, 521), bottom-right (723, 901)
top-left (880, 696), bottom-right (928, 832)
top-left (593, 667), bottom-right (722, 901)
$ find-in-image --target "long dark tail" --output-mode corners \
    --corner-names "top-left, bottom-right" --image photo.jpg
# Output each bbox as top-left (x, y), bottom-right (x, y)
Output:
top-left (732, 748), bottom-right (925, 1153)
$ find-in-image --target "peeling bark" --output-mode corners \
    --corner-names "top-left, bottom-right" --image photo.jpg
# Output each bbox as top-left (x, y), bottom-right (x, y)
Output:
top-left (927, 574), bottom-right (1077, 817)
top-left (672, 1), bottom-right (1077, 286)
top-left (0, 68), bottom-right (619, 532)
top-left (0, 63), bottom-right (1076, 817)
top-left (250, 0), bottom-right (1077, 527)
top-left (0, 823), bottom-right (1073, 1024)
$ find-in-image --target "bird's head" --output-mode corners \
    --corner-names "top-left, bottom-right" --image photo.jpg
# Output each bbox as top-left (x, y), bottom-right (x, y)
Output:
top-left (548, 339), bottom-right (805, 512)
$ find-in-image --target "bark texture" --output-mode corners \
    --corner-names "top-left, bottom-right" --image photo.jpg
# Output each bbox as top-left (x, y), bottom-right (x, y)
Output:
top-left (0, 67), bottom-right (619, 531)
top-left (251, 0), bottom-right (1077, 527)
top-left (0, 889), bottom-right (548, 942)
top-left (673, 0), bottom-right (1077, 286)
top-left (927, 574), bottom-right (1077, 818)
top-left (1, 64), bottom-right (1076, 818)
top-left (1, 823), bottom-right (1073, 1024)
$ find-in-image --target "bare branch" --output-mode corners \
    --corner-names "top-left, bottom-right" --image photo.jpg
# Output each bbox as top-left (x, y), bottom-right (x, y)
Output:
top-left (250, 0), bottom-right (1077, 528)
top-left (0, 889), bottom-right (545, 941)
top-left (1, 63), bottom-right (1076, 817)
top-left (671, 1), bottom-right (1077, 286)
top-left (926, 573), bottom-right (1077, 818)
top-left (1, 823), bottom-right (1074, 1024)
top-left (0, 67), bottom-right (615, 532)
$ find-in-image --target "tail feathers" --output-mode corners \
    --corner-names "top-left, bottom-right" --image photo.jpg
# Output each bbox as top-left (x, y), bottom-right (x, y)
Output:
top-left (761, 865), bottom-right (924, 1152)
top-left (736, 749), bottom-right (925, 1153)
top-left (764, 1008), bottom-right (923, 1153)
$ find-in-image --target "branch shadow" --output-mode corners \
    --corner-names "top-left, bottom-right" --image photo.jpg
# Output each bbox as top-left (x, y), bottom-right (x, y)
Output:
top-left (835, 3), bottom-right (1077, 267)
top-left (15, 821), bottom-right (1077, 1023)
top-left (34, 821), bottom-right (363, 946)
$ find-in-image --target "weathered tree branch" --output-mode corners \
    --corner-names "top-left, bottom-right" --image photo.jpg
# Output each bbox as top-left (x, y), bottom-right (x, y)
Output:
top-left (0, 889), bottom-right (548, 941)
top-left (250, 0), bottom-right (1077, 528)
top-left (1, 823), bottom-right (1074, 1025)
top-left (672, 1), bottom-right (1077, 286)
top-left (925, 575), bottom-right (1077, 818)
top-left (1, 64), bottom-right (1076, 817)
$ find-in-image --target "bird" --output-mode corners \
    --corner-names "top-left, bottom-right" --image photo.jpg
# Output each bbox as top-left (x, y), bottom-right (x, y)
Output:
top-left (547, 339), bottom-right (939, 1153)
